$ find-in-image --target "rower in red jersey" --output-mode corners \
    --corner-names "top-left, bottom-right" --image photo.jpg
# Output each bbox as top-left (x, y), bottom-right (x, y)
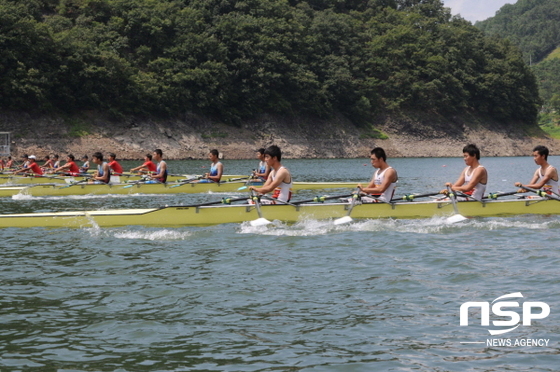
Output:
top-left (13, 155), bottom-right (43, 176)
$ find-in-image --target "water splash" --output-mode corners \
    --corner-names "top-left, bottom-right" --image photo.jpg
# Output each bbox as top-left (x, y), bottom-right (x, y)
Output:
top-left (112, 229), bottom-right (191, 241)
top-left (237, 215), bottom-right (560, 236)
top-left (83, 227), bottom-right (191, 240)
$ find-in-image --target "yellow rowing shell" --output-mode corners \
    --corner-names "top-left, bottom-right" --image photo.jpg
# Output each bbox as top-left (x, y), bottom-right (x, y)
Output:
top-left (0, 198), bottom-right (557, 228)
top-left (0, 174), bottom-right (248, 185)
top-left (0, 181), bottom-right (357, 197)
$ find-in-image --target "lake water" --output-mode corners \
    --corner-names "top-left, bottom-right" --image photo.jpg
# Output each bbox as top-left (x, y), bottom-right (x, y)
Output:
top-left (1, 156), bottom-right (559, 371)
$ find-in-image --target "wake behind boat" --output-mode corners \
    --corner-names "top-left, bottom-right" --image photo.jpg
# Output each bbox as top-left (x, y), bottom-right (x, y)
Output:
top-left (0, 195), bottom-right (558, 228)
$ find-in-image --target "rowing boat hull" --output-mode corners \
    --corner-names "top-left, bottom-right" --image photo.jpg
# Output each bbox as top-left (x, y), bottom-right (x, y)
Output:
top-left (0, 198), bottom-right (557, 228)
top-left (0, 181), bottom-right (357, 197)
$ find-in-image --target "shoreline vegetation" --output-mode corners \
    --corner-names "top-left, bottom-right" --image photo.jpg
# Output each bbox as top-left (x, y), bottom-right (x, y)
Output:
top-left (1, 0), bottom-right (558, 159)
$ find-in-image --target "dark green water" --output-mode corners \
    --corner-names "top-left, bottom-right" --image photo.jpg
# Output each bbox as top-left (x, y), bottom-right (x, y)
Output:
top-left (1, 157), bottom-right (559, 371)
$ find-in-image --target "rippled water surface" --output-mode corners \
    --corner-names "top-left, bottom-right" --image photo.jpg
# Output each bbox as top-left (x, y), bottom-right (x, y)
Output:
top-left (1, 157), bottom-right (559, 371)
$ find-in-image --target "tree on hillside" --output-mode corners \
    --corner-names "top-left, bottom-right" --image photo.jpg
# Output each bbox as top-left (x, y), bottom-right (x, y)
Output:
top-left (0, 0), bottom-right (542, 125)
top-left (476, 0), bottom-right (560, 64)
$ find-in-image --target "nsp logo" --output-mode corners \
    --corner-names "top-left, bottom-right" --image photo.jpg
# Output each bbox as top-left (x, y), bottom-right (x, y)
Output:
top-left (460, 292), bottom-right (550, 335)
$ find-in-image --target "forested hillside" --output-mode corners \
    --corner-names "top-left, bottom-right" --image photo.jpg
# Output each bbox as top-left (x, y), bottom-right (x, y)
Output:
top-left (0, 0), bottom-right (541, 127)
top-left (476, 0), bottom-right (560, 133)
top-left (476, 0), bottom-right (560, 64)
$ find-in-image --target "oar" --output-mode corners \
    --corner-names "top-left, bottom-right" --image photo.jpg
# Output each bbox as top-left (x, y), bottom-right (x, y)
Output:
top-left (11, 173), bottom-right (67, 181)
top-left (227, 176), bottom-right (250, 182)
top-left (237, 173), bottom-right (258, 191)
top-left (397, 192), bottom-right (442, 202)
top-left (485, 191), bottom-right (522, 199)
top-left (260, 195), bottom-right (298, 207)
top-left (334, 188), bottom-right (361, 225)
top-left (169, 177), bottom-right (202, 188)
top-left (249, 190), bottom-right (271, 227)
top-left (292, 193), bottom-right (355, 205)
top-left (57, 178), bottom-right (91, 189)
top-left (181, 197), bottom-right (249, 208)
top-left (521, 186), bottom-right (560, 201)
top-left (122, 176), bottom-right (151, 189)
top-left (446, 186), bottom-right (467, 223)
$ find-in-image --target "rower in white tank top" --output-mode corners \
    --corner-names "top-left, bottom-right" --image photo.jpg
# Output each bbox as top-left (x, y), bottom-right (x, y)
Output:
top-left (538, 166), bottom-right (559, 194)
top-left (372, 167), bottom-right (397, 202)
top-left (463, 165), bottom-right (486, 201)
top-left (271, 166), bottom-right (292, 202)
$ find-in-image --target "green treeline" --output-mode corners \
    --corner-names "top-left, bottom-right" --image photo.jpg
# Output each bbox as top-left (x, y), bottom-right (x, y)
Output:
top-left (476, 0), bottom-right (560, 64)
top-left (0, 0), bottom-right (541, 125)
top-left (476, 0), bottom-right (560, 130)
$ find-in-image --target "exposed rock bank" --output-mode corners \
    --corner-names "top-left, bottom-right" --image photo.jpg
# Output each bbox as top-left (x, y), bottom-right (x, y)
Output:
top-left (1, 111), bottom-right (558, 160)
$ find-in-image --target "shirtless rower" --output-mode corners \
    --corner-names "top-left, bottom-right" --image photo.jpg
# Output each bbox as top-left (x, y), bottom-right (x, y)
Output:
top-left (89, 152), bottom-right (111, 184)
top-left (249, 145), bottom-right (293, 203)
top-left (252, 148), bottom-right (271, 181)
top-left (441, 144), bottom-right (487, 201)
top-left (130, 153), bottom-right (157, 174)
top-left (14, 155), bottom-right (43, 176)
top-left (198, 149), bottom-right (223, 183)
top-left (514, 145), bottom-right (558, 195)
top-left (357, 147), bottom-right (398, 202)
top-left (53, 154), bottom-right (81, 176)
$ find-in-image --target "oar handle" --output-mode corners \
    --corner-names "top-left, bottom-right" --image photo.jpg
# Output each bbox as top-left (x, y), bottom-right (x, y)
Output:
top-left (170, 177), bottom-right (200, 188)
top-left (251, 190), bottom-right (265, 219)
top-left (521, 186), bottom-right (560, 200)
top-left (181, 197), bottom-right (248, 208)
top-left (447, 186), bottom-right (460, 213)
top-left (122, 176), bottom-right (152, 188)
top-left (261, 195), bottom-right (297, 207)
top-left (292, 193), bottom-right (355, 205)
top-left (485, 191), bottom-right (521, 199)
top-left (58, 179), bottom-right (90, 189)
top-left (397, 192), bottom-right (442, 202)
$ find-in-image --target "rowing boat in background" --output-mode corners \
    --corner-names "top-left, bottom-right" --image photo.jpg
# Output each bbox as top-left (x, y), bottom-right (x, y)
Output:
top-left (0, 173), bottom-right (248, 185)
top-left (0, 181), bottom-right (358, 197)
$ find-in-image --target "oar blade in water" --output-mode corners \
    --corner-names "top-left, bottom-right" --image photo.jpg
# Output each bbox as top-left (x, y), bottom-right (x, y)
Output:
top-left (333, 215), bottom-right (353, 225)
top-left (446, 214), bottom-right (468, 224)
top-left (445, 186), bottom-right (467, 224)
top-left (250, 217), bottom-right (271, 227)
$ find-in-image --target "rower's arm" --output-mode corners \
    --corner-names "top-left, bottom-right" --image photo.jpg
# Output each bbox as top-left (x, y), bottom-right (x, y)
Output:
top-left (207, 163), bottom-right (223, 182)
top-left (251, 169), bottom-right (288, 194)
top-left (151, 162), bottom-right (167, 179)
top-left (453, 167), bottom-right (485, 192)
top-left (521, 168), bottom-right (557, 189)
top-left (93, 164), bottom-right (110, 181)
top-left (55, 163), bottom-right (70, 172)
top-left (255, 165), bottom-right (271, 179)
top-left (359, 169), bottom-right (396, 194)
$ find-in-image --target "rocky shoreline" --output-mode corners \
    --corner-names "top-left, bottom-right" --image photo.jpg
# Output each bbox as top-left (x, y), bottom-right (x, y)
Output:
top-left (1, 111), bottom-right (559, 160)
